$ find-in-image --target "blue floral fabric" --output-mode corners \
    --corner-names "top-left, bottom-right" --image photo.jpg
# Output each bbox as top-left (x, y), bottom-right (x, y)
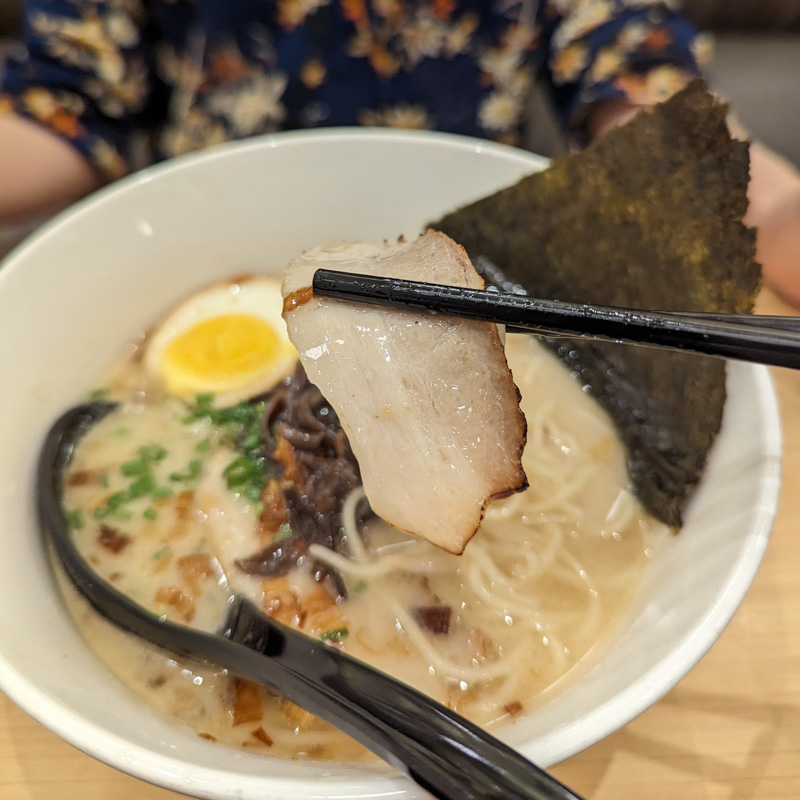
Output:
top-left (0, 0), bottom-right (711, 179)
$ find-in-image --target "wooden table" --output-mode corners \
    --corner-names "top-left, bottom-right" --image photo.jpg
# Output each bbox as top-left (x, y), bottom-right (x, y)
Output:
top-left (2, 290), bottom-right (799, 800)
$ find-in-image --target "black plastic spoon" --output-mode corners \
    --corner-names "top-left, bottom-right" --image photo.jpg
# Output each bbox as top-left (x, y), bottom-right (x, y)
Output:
top-left (37, 401), bottom-right (585, 800)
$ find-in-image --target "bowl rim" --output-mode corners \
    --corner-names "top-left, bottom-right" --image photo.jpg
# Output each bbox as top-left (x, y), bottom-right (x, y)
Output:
top-left (0, 126), bottom-right (783, 799)
top-left (0, 126), bottom-right (549, 289)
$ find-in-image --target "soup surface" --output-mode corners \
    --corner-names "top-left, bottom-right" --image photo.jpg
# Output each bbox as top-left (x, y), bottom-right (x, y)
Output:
top-left (61, 284), bottom-right (665, 762)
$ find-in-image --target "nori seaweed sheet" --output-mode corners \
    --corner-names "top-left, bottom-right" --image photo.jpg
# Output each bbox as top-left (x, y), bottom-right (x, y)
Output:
top-left (432, 81), bottom-right (761, 527)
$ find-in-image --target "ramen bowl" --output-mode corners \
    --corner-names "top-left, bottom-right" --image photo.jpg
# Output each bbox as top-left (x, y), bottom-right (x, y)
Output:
top-left (0, 130), bottom-right (781, 799)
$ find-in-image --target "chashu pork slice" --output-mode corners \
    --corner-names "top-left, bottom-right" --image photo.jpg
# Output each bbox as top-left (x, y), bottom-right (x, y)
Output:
top-left (281, 230), bottom-right (527, 554)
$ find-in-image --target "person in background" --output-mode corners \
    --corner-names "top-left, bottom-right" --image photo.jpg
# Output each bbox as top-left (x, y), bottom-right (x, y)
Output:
top-left (1, 0), bottom-right (798, 304)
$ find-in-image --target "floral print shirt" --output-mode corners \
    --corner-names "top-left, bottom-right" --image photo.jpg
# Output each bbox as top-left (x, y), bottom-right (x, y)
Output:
top-left (0, 0), bottom-right (710, 180)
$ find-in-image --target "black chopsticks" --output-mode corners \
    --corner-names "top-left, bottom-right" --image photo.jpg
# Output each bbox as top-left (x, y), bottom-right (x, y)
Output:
top-left (312, 269), bottom-right (800, 370)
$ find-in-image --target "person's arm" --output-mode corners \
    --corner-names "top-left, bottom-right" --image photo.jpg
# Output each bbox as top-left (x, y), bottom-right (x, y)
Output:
top-left (584, 96), bottom-right (641, 139)
top-left (746, 142), bottom-right (800, 307)
top-left (0, 113), bottom-right (103, 224)
top-left (0, 0), bottom-right (153, 227)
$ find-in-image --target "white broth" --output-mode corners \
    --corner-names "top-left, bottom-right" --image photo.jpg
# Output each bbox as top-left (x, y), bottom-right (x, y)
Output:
top-left (61, 332), bottom-right (664, 761)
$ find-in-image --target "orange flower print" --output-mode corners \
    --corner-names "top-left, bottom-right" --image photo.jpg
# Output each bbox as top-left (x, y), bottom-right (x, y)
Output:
top-left (614, 65), bottom-right (690, 106)
top-left (399, 13), bottom-right (450, 68)
top-left (550, 42), bottom-right (589, 85)
top-left (22, 88), bottom-right (84, 139)
top-left (104, 10), bottom-right (140, 48)
top-left (478, 90), bottom-right (522, 132)
top-left (207, 45), bottom-right (252, 86)
top-left (157, 44), bottom-right (204, 91)
top-left (32, 12), bottom-right (124, 84)
top-left (206, 73), bottom-right (288, 135)
top-left (444, 11), bottom-right (479, 57)
top-left (642, 27), bottom-right (672, 52)
top-left (590, 45), bottom-right (624, 83)
top-left (340, 0), bottom-right (369, 30)
top-left (432, 0), bottom-right (456, 21)
top-left (372, 0), bottom-right (404, 25)
top-left (501, 21), bottom-right (538, 54)
top-left (160, 107), bottom-right (228, 159)
top-left (300, 59), bottom-right (327, 89)
top-left (89, 138), bottom-right (127, 180)
top-left (345, 30), bottom-right (373, 59)
top-left (277, 0), bottom-right (330, 32)
top-left (553, 0), bottom-right (614, 51)
top-left (480, 34), bottom-right (534, 87)
top-left (369, 45), bottom-right (401, 79)
top-left (47, 107), bottom-right (83, 139)
top-left (616, 20), bottom-right (649, 52)
top-left (85, 63), bottom-right (150, 118)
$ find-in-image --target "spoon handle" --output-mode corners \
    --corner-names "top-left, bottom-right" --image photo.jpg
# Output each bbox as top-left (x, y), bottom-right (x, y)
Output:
top-left (38, 403), bottom-right (584, 800)
top-left (226, 597), bottom-right (583, 800)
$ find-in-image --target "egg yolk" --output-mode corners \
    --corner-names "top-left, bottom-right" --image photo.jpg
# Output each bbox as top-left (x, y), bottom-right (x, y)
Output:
top-left (160, 313), bottom-right (293, 397)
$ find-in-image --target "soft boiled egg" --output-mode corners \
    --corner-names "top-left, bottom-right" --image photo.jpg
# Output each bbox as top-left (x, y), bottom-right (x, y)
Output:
top-left (144, 276), bottom-right (298, 406)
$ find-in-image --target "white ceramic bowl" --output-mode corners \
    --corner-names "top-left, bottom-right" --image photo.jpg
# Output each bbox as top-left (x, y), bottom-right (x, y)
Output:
top-left (0, 130), bottom-right (781, 799)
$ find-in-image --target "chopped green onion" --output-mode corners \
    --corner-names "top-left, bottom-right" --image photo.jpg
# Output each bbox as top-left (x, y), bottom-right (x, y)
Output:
top-left (223, 457), bottom-right (256, 485)
top-left (128, 474), bottom-right (157, 499)
top-left (139, 443), bottom-right (168, 462)
top-left (241, 432), bottom-right (262, 452)
top-left (242, 482), bottom-right (263, 502)
top-left (223, 455), bottom-right (265, 501)
top-left (320, 627), bottom-right (349, 643)
top-left (106, 490), bottom-right (130, 512)
top-left (153, 545), bottom-right (171, 560)
top-left (120, 458), bottom-right (150, 477)
top-left (143, 507), bottom-right (158, 521)
top-left (98, 440), bottom-right (174, 518)
top-left (182, 397), bottom-right (269, 501)
top-left (194, 393), bottom-right (214, 409)
top-left (65, 509), bottom-right (84, 530)
top-left (225, 459), bottom-right (259, 486)
top-left (169, 459), bottom-right (203, 483)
